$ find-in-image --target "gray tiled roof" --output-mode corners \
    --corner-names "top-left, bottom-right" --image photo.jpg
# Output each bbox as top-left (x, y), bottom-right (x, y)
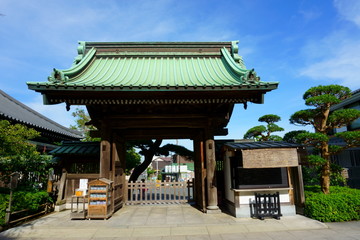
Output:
top-left (0, 90), bottom-right (82, 139)
top-left (224, 141), bottom-right (302, 150)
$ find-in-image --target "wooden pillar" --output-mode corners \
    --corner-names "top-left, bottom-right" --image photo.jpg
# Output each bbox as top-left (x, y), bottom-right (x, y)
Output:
top-left (193, 132), bottom-right (206, 211)
top-left (100, 122), bottom-right (111, 179)
top-left (205, 137), bottom-right (219, 212)
top-left (112, 134), bottom-right (126, 210)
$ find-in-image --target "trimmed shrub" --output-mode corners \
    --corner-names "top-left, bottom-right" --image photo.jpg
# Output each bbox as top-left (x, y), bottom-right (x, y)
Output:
top-left (304, 186), bottom-right (360, 222)
top-left (0, 190), bottom-right (52, 226)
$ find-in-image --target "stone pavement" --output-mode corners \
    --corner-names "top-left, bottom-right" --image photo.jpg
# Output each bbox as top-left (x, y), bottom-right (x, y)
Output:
top-left (0, 205), bottom-right (359, 240)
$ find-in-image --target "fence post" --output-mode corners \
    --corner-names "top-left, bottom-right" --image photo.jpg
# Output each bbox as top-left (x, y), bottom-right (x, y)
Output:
top-left (5, 190), bottom-right (12, 225)
top-left (5, 172), bottom-right (20, 225)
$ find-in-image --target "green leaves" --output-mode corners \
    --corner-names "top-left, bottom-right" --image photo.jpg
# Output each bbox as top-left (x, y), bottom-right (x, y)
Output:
top-left (243, 125), bottom-right (266, 139)
top-left (283, 130), bottom-right (307, 143)
top-left (335, 131), bottom-right (360, 148)
top-left (303, 85), bottom-right (352, 107)
top-left (0, 120), bottom-right (40, 157)
top-left (289, 84), bottom-right (360, 194)
top-left (243, 114), bottom-right (283, 141)
top-left (328, 109), bottom-right (360, 129)
top-left (160, 144), bottom-right (193, 159)
top-left (307, 155), bottom-right (327, 166)
top-left (297, 132), bottom-right (329, 146)
top-left (70, 107), bottom-right (94, 141)
top-left (304, 186), bottom-right (360, 222)
top-left (258, 114), bottom-right (281, 124)
top-left (0, 120), bottom-right (52, 189)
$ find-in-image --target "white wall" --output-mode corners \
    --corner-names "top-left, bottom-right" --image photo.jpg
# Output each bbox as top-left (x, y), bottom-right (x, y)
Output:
top-left (224, 149), bottom-right (234, 203)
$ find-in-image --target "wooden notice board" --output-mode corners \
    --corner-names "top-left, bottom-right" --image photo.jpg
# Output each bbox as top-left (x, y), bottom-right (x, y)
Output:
top-left (242, 148), bottom-right (298, 168)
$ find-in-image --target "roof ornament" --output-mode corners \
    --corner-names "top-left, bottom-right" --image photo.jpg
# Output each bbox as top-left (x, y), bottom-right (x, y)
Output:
top-left (73, 41), bottom-right (86, 65)
top-left (66, 102), bottom-right (71, 111)
top-left (48, 68), bottom-right (68, 83)
top-left (244, 69), bottom-right (260, 83)
top-left (243, 101), bottom-right (248, 110)
top-left (231, 41), bottom-right (246, 68)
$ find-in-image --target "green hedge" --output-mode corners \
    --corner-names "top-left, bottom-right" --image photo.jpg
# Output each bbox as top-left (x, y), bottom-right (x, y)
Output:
top-left (304, 186), bottom-right (360, 222)
top-left (0, 191), bottom-right (52, 226)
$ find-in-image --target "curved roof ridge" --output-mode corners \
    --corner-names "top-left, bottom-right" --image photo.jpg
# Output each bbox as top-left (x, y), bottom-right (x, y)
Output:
top-left (48, 47), bottom-right (96, 83)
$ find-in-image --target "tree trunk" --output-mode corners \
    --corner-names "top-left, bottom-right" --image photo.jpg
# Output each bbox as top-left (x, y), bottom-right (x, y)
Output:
top-left (320, 160), bottom-right (331, 194)
top-left (129, 140), bottom-right (162, 182)
top-left (320, 143), bottom-right (331, 194)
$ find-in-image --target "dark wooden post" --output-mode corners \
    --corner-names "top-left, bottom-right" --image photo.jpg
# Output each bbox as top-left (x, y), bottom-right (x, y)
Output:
top-left (113, 134), bottom-right (127, 209)
top-left (193, 132), bottom-right (206, 211)
top-left (100, 122), bottom-right (111, 179)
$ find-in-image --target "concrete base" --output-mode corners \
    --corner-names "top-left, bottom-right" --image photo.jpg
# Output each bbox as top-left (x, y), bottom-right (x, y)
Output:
top-left (206, 208), bottom-right (222, 214)
top-left (54, 204), bottom-right (66, 212)
top-left (235, 204), bottom-right (296, 218)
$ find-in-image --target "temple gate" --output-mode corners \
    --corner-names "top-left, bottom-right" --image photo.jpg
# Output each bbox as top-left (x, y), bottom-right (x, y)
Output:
top-left (27, 41), bottom-right (278, 212)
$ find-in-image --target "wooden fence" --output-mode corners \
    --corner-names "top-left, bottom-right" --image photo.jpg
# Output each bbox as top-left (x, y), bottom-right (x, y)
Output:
top-left (5, 202), bottom-right (53, 226)
top-left (126, 180), bottom-right (194, 205)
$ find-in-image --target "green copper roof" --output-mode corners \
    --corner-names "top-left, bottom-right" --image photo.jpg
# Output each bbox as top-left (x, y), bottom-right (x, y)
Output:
top-left (28, 41), bottom-right (277, 91)
top-left (27, 41), bottom-right (278, 106)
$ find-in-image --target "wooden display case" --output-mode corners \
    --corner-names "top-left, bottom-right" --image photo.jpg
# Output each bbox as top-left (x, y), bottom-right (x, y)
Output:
top-left (87, 178), bottom-right (113, 219)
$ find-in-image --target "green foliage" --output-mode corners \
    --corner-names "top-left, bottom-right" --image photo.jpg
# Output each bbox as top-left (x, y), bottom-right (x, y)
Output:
top-left (70, 107), bottom-right (96, 141)
top-left (258, 114), bottom-right (281, 123)
top-left (336, 131), bottom-right (360, 147)
top-left (297, 132), bottom-right (329, 148)
top-left (128, 140), bottom-right (194, 182)
top-left (243, 125), bottom-right (266, 140)
top-left (329, 164), bottom-right (347, 186)
top-left (307, 155), bottom-right (327, 166)
top-left (0, 191), bottom-right (52, 226)
top-left (146, 167), bottom-right (155, 177)
top-left (160, 144), bottom-right (193, 159)
top-left (304, 186), bottom-right (360, 222)
top-left (290, 84), bottom-right (360, 194)
top-left (303, 85), bottom-right (352, 107)
top-left (302, 164), bottom-right (346, 186)
top-left (328, 109), bottom-right (360, 129)
top-left (302, 166), bottom-right (320, 185)
top-left (283, 130), bottom-right (307, 143)
top-left (268, 135), bottom-right (283, 141)
top-left (0, 120), bottom-right (52, 189)
top-left (243, 114), bottom-right (284, 141)
top-left (289, 109), bottom-right (319, 126)
top-left (125, 147), bottom-right (141, 175)
top-left (0, 120), bottom-right (40, 157)
top-left (0, 193), bottom-right (9, 225)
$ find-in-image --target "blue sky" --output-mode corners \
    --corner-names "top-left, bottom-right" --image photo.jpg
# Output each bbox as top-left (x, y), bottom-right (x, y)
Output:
top-left (1, 0), bottom-right (360, 149)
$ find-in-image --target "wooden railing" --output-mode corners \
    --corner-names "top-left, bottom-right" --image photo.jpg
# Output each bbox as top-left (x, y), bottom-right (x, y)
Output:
top-left (6, 202), bottom-right (53, 225)
top-left (126, 180), bottom-right (194, 205)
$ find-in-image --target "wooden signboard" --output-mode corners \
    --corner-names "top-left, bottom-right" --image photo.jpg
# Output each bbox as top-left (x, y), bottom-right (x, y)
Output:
top-left (242, 148), bottom-right (298, 168)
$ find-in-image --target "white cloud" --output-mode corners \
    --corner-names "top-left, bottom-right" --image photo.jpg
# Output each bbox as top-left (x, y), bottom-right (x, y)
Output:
top-left (334, 0), bottom-right (360, 27)
top-left (300, 39), bottom-right (360, 89)
top-left (298, 1), bottom-right (360, 90)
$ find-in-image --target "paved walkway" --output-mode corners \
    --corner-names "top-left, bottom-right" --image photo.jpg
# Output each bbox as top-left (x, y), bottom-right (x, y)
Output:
top-left (1, 205), bottom-right (359, 239)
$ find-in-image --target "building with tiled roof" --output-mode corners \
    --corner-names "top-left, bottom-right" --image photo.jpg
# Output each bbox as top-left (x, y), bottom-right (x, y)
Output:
top-left (0, 90), bottom-right (83, 151)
